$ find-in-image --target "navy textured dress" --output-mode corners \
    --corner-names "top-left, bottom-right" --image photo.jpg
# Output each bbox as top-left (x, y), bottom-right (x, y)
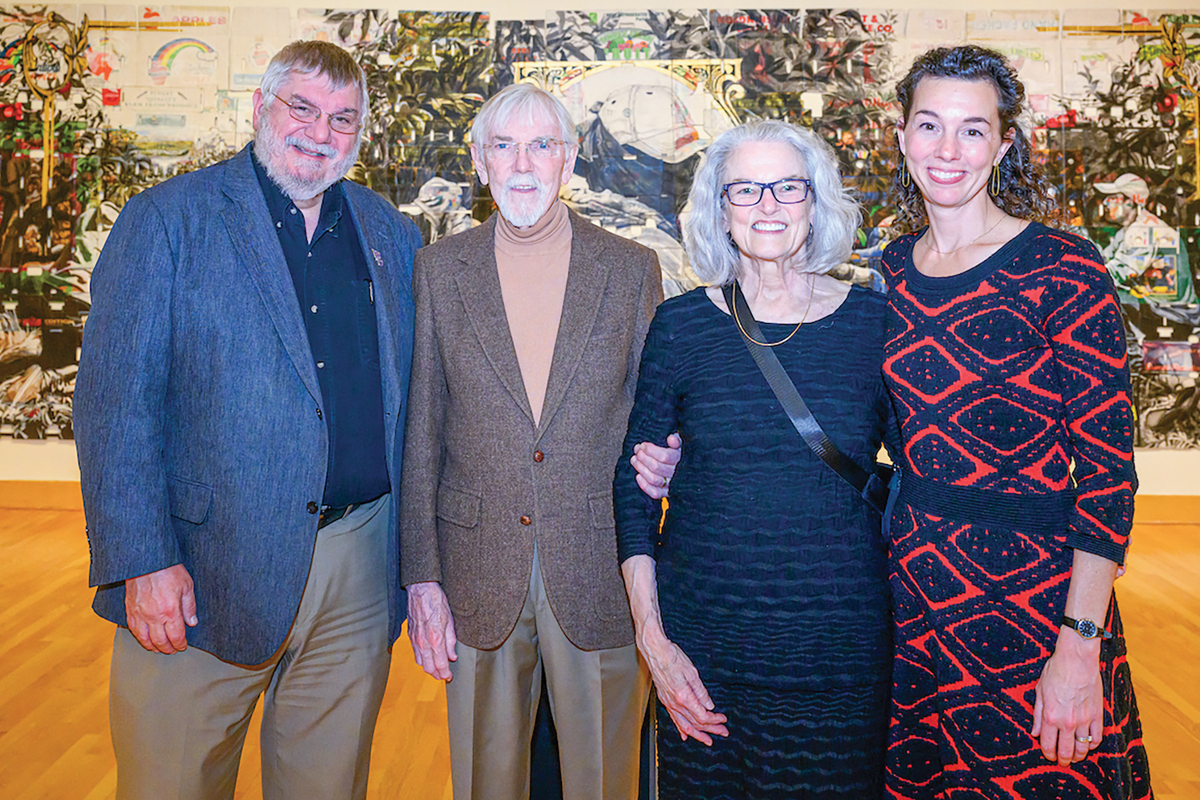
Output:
top-left (881, 224), bottom-right (1153, 799)
top-left (615, 286), bottom-right (894, 798)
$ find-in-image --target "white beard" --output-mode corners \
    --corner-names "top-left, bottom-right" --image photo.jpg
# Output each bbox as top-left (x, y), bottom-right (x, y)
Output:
top-left (255, 109), bottom-right (360, 202)
top-left (493, 174), bottom-right (558, 227)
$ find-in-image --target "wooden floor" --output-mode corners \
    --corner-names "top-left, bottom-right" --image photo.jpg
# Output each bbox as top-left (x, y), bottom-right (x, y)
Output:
top-left (1, 502), bottom-right (1197, 798)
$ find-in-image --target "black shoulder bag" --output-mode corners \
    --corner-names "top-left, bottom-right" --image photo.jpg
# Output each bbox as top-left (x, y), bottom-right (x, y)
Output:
top-left (722, 281), bottom-right (899, 517)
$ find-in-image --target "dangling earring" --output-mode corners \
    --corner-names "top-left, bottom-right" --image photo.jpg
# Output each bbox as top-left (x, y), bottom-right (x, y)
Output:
top-left (899, 162), bottom-right (912, 188)
top-left (989, 163), bottom-right (1002, 196)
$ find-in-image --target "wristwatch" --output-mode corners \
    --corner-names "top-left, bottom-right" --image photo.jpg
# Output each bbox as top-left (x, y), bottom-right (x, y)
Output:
top-left (1061, 615), bottom-right (1113, 640)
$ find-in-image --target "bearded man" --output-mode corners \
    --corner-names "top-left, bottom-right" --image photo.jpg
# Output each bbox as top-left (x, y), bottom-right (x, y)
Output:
top-left (400, 83), bottom-right (660, 799)
top-left (74, 41), bottom-right (421, 800)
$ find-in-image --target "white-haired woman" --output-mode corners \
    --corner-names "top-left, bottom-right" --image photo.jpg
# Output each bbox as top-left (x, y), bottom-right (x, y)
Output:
top-left (614, 119), bottom-right (893, 797)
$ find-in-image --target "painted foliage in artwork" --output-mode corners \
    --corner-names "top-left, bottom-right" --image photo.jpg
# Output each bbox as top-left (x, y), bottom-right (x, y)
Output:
top-left (0, 6), bottom-right (1197, 448)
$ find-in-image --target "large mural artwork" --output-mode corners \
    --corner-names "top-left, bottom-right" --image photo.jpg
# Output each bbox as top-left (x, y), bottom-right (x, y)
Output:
top-left (0, 6), bottom-right (1198, 447)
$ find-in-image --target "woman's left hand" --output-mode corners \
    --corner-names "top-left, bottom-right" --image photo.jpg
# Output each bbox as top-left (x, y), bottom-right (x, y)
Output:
top-left (1031, 631), bottom-right (1104, 765)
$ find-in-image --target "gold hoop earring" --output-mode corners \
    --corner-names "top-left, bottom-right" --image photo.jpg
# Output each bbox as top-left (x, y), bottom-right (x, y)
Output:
top-left (989, 163), bottom-right (1002, 196)
top-left (899, 162), bottom-right (911, 188)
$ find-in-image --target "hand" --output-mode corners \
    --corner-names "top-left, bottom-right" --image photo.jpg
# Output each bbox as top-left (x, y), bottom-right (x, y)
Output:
top-left (632, 433), bottom-right (682, 500)
top-left (1031, 631), bottom-right (1104, 765)
top-left (639, 631), bottom-right (728, 745)
top-left (124, 564), bottom-right (198, 654)
top-left (406, 581), bottom-right (458, 681)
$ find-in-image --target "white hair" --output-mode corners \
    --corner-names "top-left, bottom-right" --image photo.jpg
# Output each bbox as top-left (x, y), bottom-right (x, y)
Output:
top-left (684, 120), bottom-right (861, 285)
top-left (470, 82), bottom-right (576, 146)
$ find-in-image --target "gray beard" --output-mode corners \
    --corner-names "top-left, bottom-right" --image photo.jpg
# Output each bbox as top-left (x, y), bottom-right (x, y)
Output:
top-left (254, 113), bottom-right (360, 202)
top-left (493, 177), bottom-right (557, 228)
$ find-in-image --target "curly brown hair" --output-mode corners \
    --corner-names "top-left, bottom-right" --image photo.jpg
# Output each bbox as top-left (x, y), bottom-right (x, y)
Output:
top-left (890, 45), bottom-right (1060, 233)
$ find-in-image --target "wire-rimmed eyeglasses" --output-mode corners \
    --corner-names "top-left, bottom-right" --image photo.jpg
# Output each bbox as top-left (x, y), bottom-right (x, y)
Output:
top-left (269, 92), bottom-right (362, 135)
top-left (722, 178), bottom-right (813, 206)
top-left (481, 138), bottom-right (568, 162)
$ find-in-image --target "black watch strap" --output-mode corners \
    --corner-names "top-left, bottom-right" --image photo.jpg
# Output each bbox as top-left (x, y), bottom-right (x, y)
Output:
top-left (1061, 615), bottom-right (1113, 640)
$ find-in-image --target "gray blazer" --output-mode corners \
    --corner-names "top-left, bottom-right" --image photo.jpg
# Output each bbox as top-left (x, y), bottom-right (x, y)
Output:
top-left (400, 210), bottom-right (662, 651)
top-left (75, 146), bottom-right (420, 665)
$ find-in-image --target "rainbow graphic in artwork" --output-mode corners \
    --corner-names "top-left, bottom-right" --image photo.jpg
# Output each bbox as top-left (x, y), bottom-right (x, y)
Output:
top-left (0, 40), bottom-right (24, 85)
top-left (147, 38), bottom-right (216, 85)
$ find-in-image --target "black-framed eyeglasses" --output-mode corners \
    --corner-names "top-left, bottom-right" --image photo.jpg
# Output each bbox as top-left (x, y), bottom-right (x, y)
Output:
top-left (269, 92), bottom-right (361, 135)
top-left (722, 178), bottom-right (812, 206)
top-left (481, 138), bottom-right (567, 162)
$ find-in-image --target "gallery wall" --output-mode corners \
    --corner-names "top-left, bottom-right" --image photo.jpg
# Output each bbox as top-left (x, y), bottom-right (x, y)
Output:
top-left (0, 0), bottom-right (1198, 492)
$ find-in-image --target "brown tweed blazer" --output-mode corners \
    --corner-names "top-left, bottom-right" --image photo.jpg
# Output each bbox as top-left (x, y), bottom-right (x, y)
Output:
top-left (399, 210), bottom-right (663, 651)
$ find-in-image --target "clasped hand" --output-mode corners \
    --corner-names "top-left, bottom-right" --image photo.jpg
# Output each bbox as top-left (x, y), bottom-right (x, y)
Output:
top-left (631, 434), bottom-right (681, 499)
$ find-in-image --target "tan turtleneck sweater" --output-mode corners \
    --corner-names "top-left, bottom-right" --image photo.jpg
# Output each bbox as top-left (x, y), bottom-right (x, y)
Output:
top-left (495, 200), bottom-right (572, 425)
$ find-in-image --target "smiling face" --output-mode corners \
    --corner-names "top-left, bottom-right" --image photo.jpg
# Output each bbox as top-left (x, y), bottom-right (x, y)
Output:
top-left (470, 105), bottom-right (577, 228)
top-left (897, 77), bottom-right (1012, 213)
top-left (722, 140), bottom-right (813, 271)
top-left (252, 70), bottom-right (362, 202)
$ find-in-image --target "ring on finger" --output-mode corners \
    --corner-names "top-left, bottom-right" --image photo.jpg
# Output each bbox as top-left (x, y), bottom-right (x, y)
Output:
top-left (661, 476), bottom-right (668, 488)
top-left (1076, 735), bottom-right (1094, 743)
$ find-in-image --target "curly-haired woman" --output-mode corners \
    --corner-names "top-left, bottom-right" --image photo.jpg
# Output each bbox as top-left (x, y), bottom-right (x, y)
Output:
top-left (882, 44), bottom-right (1153, 798)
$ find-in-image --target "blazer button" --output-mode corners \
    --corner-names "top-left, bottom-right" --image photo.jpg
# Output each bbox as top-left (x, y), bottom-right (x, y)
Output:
top-left (533, 450), bottom-right (544, 463)
top-left (520, 515), bottom-right (532, 526)
top-left (307, 501), bottom-right (319, 514)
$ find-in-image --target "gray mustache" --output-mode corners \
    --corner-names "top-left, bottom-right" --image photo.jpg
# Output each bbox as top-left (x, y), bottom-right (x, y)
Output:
top-left (284, 135), bottom-right (338, 158)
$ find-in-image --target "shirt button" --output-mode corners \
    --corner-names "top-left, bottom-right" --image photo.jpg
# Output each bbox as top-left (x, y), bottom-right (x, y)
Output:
top-left (519, 515), bottom-right (532, 526)
top-left (276, 221), bottom-right (282, 228)
top-left (290, 207), bottom-right (297, 215)
top-left (317, 361), bottom-right (325, 369)
top-left (533, 450), bottom-right (544, 463)
top-left (311, 305), bottom-right (318, 313)
top-left (307, 501), bottom-right (319, 514)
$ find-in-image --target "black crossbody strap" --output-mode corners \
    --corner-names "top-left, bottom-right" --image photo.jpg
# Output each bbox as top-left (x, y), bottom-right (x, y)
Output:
top-left (722, 281), bottom-right (872, 496)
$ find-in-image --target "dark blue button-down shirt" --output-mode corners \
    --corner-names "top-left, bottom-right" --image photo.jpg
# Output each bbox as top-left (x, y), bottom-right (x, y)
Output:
top-left (252, 146), bottom-right (389, 508)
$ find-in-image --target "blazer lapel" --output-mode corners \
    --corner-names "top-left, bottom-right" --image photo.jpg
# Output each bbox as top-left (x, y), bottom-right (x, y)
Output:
top-left (218, 148), bottom-right (321, 402)
top-left (539, 211), bottom-right (614, 435)
top-left (344, 189), bottom-right (406, 425)
top-left (451, 218), bottom-right (536, 425)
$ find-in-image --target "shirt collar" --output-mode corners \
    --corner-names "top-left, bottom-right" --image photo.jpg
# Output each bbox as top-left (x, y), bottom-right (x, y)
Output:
top-left (250, 142), bottom-right (345, 235)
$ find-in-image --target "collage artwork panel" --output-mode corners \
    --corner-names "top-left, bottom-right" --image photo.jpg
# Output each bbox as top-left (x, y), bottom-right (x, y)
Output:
top-left (0, 5), bottom-right (1197, 447)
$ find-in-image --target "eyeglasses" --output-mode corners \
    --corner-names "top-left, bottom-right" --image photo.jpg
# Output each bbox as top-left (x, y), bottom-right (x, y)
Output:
top-left (722, 178), bottom-right (813, 206)
top-left (269, 92), bottom-right (361, 135)
top-left (482, 138), bottom-right (567, 162)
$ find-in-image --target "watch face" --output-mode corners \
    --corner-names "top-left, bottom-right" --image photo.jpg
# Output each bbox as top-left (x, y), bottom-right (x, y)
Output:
top-left (1077, 619), bottom-right (1098, 639)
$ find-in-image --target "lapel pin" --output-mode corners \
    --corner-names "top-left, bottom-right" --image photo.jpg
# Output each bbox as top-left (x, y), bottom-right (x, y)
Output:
top-left (371, 248), bottom-right (383, 266)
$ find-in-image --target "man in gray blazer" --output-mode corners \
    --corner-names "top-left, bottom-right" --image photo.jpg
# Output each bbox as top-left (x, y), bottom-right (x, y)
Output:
top-left (74, 41), bottom-right (420, 800)
top-left (401, 83), bottom-right (661, 800)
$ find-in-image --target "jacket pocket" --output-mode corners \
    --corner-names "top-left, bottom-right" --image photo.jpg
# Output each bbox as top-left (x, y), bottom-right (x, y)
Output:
top-left (436, 485), bottom-right (481, 529)
top-left (588, 491), bottom-right (614, 530)
top-left (166, 475), bottom-right (213, 525)
top-left (436, 485), bottom-right (482, 616)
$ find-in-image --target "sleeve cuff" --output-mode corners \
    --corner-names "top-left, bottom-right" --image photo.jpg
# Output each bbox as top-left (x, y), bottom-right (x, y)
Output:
top-left (1065, 531), bottom-right (1126, 565)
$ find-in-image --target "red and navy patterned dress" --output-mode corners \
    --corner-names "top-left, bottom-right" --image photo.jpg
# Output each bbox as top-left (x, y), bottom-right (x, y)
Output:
top-left (881, 223), bottom-right (1153, 799)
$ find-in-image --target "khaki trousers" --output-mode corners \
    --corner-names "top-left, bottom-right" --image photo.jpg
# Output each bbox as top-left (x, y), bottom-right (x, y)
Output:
top-left (109, 494), bottom-right (392, 800)
top-left (446, 546), bottom-right (650, 800)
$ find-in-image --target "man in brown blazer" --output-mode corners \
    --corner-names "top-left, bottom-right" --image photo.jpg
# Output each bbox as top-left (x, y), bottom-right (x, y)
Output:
top-left (400, 83), bottom-right (661, 799)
